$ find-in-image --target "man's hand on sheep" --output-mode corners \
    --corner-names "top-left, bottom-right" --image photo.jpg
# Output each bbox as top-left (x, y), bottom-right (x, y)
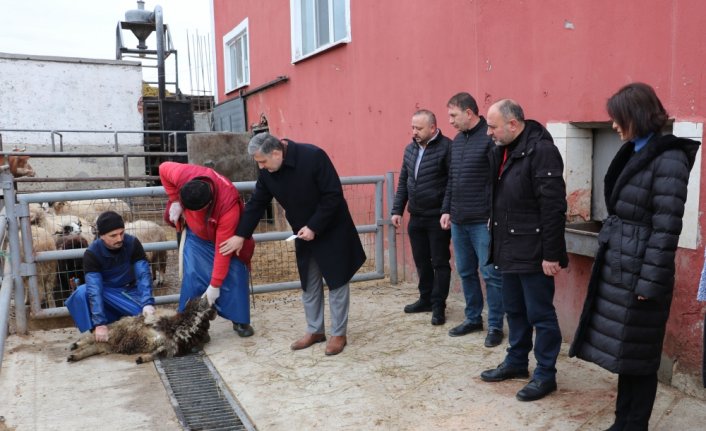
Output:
top-left (202, 285), bottom-right (220, 306)
top-left (142, 305), bottom-right (155, 317)
top-left (219, 235), bottom-right (244, 256)
top-left (94, 325), bottom-right (109, 342)
top-left (169, 201), bottom-right (183, 224)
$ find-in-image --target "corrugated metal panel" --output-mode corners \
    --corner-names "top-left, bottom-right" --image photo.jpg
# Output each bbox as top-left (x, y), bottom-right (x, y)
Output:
top-left (213, 97), bottom-right (246, 132)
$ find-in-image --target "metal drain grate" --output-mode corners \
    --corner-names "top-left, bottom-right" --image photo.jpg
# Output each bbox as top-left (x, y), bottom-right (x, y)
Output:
top-left (155, 353), bottom-right (256, 431)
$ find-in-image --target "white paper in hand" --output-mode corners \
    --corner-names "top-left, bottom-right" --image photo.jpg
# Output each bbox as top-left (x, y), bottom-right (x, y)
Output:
top-left (285, 234), bottom-right (298, 242)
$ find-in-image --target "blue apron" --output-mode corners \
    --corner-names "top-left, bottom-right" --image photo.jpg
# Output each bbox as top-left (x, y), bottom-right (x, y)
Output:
top-left (178, 228), bottom-right (250, 324)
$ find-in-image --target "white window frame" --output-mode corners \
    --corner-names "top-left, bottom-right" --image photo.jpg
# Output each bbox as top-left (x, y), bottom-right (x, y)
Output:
top-left (223, 18), bottom-right (250, 93)
top-left (549, 121), bottom-right (702, 250)
top-left (290, 0), bottom-right (351, 63)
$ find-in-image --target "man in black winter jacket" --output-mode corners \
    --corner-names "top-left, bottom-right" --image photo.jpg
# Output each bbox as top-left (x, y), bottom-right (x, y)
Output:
top-left (441, 92), bottom-right (505, 348)
top-left (479, 99), bottom-right (568, 402)
top-left (392, 109), bottom-right (452, 326)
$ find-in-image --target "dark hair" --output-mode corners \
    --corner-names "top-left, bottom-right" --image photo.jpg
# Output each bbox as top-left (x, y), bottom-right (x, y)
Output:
top-left (179, 179), bottom-right (213, 210)
top-left (496, 99), bottom-right (525, 123)
top-left (413, 109), bottom-right (437, 127)
top-left (606, 82), bottom-right (668, 138)
top-left (447, 92), bottom-right (479, 115)
top-left (248, 132), bottom-right (284, 156)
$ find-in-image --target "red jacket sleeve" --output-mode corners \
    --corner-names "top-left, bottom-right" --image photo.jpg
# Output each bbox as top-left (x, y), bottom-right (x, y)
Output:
top-left (159, 162), bottom-right (183, 202)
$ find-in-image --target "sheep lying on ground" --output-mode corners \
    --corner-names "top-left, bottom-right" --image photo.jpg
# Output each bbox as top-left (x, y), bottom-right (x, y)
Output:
top-left (52, 198), bottom-right (132, 224)
top-left (67, 297), bottom-right (215, 364)
top-left (124, 220), bottom-right (168, 286)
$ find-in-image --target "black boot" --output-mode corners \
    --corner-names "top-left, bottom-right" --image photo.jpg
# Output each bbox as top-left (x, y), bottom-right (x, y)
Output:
top-left (404, 299), bottom-right (432, 313)
top-left (431, 306), bottom-right (446, 325)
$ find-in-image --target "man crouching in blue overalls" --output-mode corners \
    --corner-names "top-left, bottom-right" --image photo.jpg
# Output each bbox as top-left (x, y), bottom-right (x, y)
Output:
top-left (65, 211), bottom-right (155, 342)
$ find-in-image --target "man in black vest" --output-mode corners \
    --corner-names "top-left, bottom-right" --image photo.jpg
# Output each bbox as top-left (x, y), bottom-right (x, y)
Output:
top-left (392, 109), bottom-right (452, 325)
top-left (441, 92), bottom-right (505, 348)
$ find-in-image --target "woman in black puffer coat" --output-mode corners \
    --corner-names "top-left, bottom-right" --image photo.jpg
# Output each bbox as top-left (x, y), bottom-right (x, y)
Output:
top-left (569, 83), bottom-right (700, 431)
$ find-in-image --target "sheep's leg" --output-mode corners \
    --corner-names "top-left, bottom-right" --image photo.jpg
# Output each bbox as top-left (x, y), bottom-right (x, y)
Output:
top-left (67, 343), bottom-right (102, 362)
top-left (155, 270), bottom-right (163, 286)
top-left (45, 285), bottom-right (56, 309)
top-left (136, 345), bottom-right (166, 364)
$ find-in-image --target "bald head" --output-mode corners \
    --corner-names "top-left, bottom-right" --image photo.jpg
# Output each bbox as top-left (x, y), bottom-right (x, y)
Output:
top-left (486, 99), bottom-right (526, 146)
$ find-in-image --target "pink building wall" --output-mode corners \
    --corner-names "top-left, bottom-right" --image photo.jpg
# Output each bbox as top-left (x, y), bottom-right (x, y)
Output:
top-left (212, 0), bottom-right (706, 375)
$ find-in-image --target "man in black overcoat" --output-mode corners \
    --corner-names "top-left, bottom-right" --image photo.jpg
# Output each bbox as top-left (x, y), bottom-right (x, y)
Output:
top-left (221, 132), bottom-right (366, 356)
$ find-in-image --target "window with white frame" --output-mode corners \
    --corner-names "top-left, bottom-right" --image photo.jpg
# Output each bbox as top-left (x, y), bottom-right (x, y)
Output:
top-left (223, 18), bottom-right (250, 93)
top-left (290, 0), bottom-right (351, 62)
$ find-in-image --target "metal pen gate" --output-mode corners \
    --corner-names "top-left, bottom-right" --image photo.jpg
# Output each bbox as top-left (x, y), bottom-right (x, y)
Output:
top-left (0, 170), bottom-right (397, 343)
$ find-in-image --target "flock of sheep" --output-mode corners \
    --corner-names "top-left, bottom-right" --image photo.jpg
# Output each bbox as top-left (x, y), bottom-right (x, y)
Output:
top-left (24, 198), bottom-right (169, 308)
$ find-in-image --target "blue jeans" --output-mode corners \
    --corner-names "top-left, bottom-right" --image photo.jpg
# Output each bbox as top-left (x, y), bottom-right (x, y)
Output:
top-left (66, 285), bottom-right (143, 332)
top-left (501, 272), bottom-right (562, 382)
top-left (451, 222), bottom-right (504, 330)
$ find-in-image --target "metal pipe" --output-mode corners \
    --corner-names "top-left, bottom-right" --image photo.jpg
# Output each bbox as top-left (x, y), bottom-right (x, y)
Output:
top-left (36, 241), bottom-right (178, 262)
top-left (18, 202), bottom-right (42, 314)
top-left (1, 170), bottom-right (27, 332)
top-left (154, 5), bottom-right (165, 100)
top-left (374, 178), bottom-right (384, 276)
top-left (0, 253), bottom-right (14, 373)
top-left (122, 154), bottom-right (130, 188)
top-left (386, 171), bottom-right (398, 284)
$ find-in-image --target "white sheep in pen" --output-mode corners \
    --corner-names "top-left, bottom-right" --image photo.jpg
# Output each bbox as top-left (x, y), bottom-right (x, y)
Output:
top-left (51, 198), bottom-right (132, 224)
top-left (124, 220), bottom-right (168, 286)
top-left (41, 212), bottom-right (94, 244)
top-left (18, 225), bottom-right (58, 308)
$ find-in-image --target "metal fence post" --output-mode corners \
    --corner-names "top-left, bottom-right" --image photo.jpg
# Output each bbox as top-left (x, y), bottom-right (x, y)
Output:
top-left (374, 178), bottom-right (384, 277)
top-left (1, 169), bottom-right (27, 333)
top-left (386, 171), bottom-right (398, 284)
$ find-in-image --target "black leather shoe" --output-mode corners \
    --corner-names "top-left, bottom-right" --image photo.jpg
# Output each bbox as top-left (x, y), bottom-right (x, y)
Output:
top-left (448, 321), bottom-right (483, 337)
top-left (431, 308), bottom-right (446, 325)
top-left (516, 379), bottom-right (557, 401)
top-left (484, 329), bottom-right (504, 347)
top-left (480, 363), bottom-right (530, 382)
top-left (233, 323), bottom-right (254, 338)
top-left (404, 299), bottom-right (433, 313)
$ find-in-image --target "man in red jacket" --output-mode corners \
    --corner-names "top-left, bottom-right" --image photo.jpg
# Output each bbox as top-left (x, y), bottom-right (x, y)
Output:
top-left (159, 161), bottom-right (255, 337)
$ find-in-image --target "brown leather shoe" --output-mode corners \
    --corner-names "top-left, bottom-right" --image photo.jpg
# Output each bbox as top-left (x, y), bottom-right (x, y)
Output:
top-left (290, 333), bottom-right (326, 350)
top-left (325, 335), bottom-right (347, 356)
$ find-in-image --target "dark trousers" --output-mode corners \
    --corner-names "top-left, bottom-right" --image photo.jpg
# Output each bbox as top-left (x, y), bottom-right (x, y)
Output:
top-left (407, 215), bottom-right (451, 309)
top-left (502, 272), bottom-right (562, 382)
top-left (607, 373), bottom-right (658, 431)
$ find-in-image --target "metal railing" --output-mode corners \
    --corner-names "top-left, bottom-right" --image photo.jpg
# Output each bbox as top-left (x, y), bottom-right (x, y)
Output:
top-left (3, 174), bottom-right (396, 334)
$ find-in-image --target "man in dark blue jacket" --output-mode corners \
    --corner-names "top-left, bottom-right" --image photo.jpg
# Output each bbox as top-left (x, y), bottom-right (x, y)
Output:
top-left (66, 211), bottom-right (155, 342)
top-left (441, 92), bottom-right (504, 347)
top-left (479, 99), bottom-right (567, 402)
top-left (391, 109), bottom-right (452, 326)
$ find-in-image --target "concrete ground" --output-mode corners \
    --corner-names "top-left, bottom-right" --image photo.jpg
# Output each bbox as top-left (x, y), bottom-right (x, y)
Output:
top-left (2, 280), bottom-right (706, 431)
